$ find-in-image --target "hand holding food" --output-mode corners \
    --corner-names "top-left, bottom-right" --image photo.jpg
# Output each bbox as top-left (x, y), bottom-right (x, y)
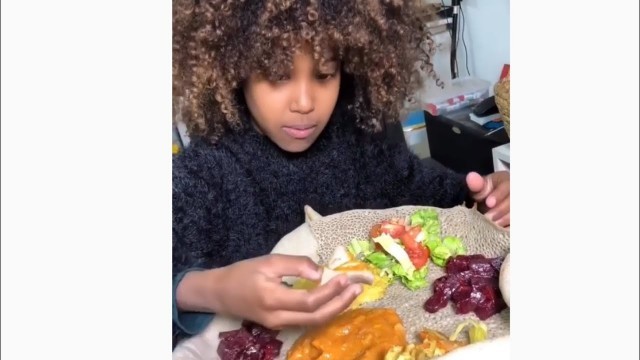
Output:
top-left (292, 246), bottom-right (388, 310)
top-left (184, 254), bottom-right (364, 330)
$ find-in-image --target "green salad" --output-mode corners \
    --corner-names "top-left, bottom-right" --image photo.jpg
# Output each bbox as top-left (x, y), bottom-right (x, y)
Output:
top-left (347, 209), bottom-right (467, 290)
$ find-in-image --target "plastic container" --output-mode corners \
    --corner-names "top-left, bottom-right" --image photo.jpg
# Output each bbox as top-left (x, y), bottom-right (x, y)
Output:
top-left (401, 111), bottom-right (430, 159)
top-left (419, 77), bottom-right (491, 116)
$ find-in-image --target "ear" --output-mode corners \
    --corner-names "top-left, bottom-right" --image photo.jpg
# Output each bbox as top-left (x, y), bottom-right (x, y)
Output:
top-left (304, 205), bottom-right (323, 223)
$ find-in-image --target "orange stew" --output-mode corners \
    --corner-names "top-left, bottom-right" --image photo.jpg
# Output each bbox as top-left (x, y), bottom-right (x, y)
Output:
top-left (287, 308), bottom-right (407, 360)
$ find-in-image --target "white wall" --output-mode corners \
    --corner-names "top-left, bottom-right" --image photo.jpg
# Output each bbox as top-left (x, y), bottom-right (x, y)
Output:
top-left (414, 0), bottom-right (510, 103)
top-left (457, 0), bottom-right (510, 84)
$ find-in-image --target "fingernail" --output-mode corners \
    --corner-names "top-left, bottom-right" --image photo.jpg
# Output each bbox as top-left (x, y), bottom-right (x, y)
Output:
top-left (487, 196), bottom-right (496, 208)
top-left (353, 285), bottom-right (363, 296)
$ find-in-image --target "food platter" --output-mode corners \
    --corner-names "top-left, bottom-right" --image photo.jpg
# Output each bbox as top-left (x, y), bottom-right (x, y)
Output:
top-left (173, 205), bottom-right (510, 360)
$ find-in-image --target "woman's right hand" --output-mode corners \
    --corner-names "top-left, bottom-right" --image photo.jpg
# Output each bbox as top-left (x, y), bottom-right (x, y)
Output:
top-left (176, 254), bottom-right (363, 329)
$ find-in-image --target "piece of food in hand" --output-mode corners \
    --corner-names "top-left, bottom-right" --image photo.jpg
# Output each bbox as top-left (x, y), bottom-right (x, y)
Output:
top-left (287, 308), bottom-right (407, 360)
top-left (327, 245), bottom-right (352, 270)
top-left (322, 245), bottom-right (374, 285)
top-left (319, 267), bottom-right (374, 286)
top-left (292, 255), bottom-right (390, 309)
top-left (499, 253), bottom-right (510, 307)
top-left (334, 260), bottom-right (390, 309)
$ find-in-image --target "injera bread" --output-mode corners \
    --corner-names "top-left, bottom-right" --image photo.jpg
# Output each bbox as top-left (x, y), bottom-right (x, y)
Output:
top-left (308, 205), bottom-right (510, 344)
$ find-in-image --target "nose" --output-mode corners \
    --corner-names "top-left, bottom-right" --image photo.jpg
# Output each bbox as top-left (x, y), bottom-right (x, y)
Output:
top-left (290, 80), bottom-right (314, 114)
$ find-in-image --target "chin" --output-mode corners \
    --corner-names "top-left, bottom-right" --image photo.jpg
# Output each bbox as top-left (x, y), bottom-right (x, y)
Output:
top-left (277, 139), bottom-right (314, 153)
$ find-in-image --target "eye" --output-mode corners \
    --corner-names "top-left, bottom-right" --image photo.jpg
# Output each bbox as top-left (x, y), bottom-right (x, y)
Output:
top-left (315, 72), bottom-right (335, 81)
top-left (272, 74), bottom-right (290, 83)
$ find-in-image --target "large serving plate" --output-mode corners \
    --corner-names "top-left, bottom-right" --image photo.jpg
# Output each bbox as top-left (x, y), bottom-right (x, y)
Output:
top-left (173, 205), bottom-right (510, 360)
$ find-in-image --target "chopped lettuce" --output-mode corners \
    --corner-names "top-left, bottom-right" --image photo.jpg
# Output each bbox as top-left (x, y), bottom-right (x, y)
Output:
top-left (424, 235), bottom-right (441, 253)
top-left (410, 209), bottom-right (441, 237)
top-left (349, 237), bottom-right (429, 291)
top-left (431, 246), bottom-right (452, 267)
top-left (442, 236), bottom-right (466, 255)
top-left (431, 236), bottom-right (467, 267)
top-left (365, 251), bottom-right (393, 269)
top-left (408, 209), bottom-right (468, 268)
top-left (347, 239), bottom-right (375, 258)
top-left (398, 265), bottom-right (429, 290)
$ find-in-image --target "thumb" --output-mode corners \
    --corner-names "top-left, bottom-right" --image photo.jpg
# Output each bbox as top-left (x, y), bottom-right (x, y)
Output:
top-left (466, 172), bottom-right (493, 202)
top-left (264, 254), bottom-right (322, 281)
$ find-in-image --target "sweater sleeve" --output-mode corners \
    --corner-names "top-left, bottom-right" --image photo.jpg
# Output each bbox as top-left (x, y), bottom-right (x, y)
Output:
top-left (172, 147), bottom-right (225, 341)
top-left (363, 138), bottom-right (470, 208)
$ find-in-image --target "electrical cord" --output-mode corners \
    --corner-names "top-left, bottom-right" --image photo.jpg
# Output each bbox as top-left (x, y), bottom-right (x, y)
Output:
top-left (440, 0), bottom-right (471, 77)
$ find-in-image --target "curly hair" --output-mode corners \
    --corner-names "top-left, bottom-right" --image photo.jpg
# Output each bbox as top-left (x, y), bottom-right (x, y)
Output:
top-left (173, 0), bottom-right (441, 142)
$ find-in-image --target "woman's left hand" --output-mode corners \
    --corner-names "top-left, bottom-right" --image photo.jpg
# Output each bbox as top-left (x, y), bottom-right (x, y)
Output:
top-left (466, 171), bottom-right (510, 228)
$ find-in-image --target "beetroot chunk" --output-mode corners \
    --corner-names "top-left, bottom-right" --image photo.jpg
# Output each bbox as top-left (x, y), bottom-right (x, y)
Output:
top-left (217, 321), bottom-right (282, 360)
top-left (424, 292), bottom-right (449, 313)
top-left (425, 254), bottom-right (507, 321)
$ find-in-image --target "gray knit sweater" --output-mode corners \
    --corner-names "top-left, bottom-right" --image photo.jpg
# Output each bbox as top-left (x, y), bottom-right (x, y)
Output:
top-left (171, 111), bottom-right (469, 347)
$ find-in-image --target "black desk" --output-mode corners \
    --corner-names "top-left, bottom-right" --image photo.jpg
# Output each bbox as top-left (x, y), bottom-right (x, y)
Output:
top-left (424, 109), bottom-right (509, 176)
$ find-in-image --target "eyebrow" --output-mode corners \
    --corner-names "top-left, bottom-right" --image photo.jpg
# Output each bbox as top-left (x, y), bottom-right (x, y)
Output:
top-left (317, 60), bottom-right (339, 72)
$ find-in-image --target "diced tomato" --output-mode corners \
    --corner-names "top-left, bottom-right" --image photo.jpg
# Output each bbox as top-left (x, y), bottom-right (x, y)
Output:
top-left (368, 224), bottom-right (384, 252)
top-left (369, 224), bottom-right (382, 239)
top-left (399, 226), bottom-right (422, 250)
top-left (379, 222), bottom-right (406, 238)
top-left (407, 244), bottom-right (430, 269)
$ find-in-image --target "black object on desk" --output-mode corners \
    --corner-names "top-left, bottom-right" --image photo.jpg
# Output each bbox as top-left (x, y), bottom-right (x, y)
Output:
top-left (472, 96), bottom-right (499, 117)
top-left (424, 109), bottom-right (509, 176)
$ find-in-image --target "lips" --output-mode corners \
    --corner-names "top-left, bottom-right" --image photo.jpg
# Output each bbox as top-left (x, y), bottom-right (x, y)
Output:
top-left (282, 125), bottom-right (317, 140)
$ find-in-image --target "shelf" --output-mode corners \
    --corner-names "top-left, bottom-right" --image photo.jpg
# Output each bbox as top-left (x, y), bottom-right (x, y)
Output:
top-left (492, 143), bottom-right (510, 172)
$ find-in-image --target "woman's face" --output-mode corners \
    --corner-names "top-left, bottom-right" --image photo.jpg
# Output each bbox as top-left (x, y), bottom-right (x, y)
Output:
top-left (243, 49), bottom-right (341, 153)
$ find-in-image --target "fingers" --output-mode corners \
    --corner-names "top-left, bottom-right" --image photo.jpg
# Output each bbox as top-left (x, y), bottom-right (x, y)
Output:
top-left (264, 254), bottom-right (322, 281)
top-left (266, 283), bottom-right (363, 329)
top-left (485, 180), bottom-right (510, 210)
top-left (495, 213), bottom-right (510, 228)
top-left (466, 172), bottom-right (493, 202)
top-left (486, 195), bottom-right (509, 225)
top-left (319, 268), bottom-right (374, 286)
top-left (266, 273), bottom-right (352, 312)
